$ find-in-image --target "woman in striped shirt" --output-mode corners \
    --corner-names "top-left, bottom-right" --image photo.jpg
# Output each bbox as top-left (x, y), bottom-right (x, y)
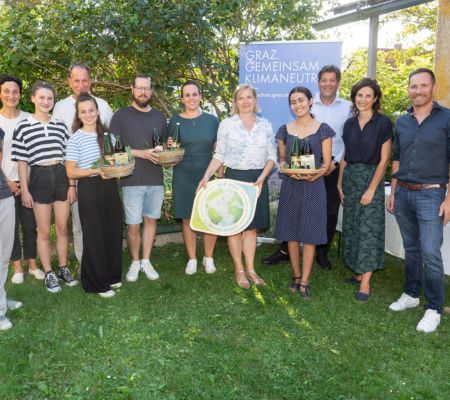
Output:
top-left (65, 93), bottom-right (122, 298)
top-left (12, 81), bottom-right (77, 293)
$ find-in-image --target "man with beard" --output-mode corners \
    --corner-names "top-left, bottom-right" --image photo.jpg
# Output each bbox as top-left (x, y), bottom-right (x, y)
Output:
top-left (53, 63), bottom-right (114, 265)
top-left (109, 75), bottom-right (167, 282)
top-left (387, 68), bottom-right (450, 333)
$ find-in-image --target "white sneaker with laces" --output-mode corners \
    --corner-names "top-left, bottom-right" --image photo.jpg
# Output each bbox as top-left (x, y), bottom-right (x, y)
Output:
top-left (29, 268), bottom-right (45, 280)
top-left (0, 315), bottom-right (12, 331)
top-left (416, 309), bottom-right (441, 333)
top-left (389, 293), bottom-right (420, 311)
top-left (6, 297), bottom-right (23, 310)
top-left (11, 272), bottom-right (24, 284)
top-left (98, 290), bottom-right (115, 298)
top-left (141, 260), bottom-right (159, 280)
top-left (203, 257), bottom-right (216, 274)
top-left (110, 282), bottom-right (122, 289)
top-left (126, 261), bottom-right (141, 282)
top-left (185, 259), bottom-right (198, 275)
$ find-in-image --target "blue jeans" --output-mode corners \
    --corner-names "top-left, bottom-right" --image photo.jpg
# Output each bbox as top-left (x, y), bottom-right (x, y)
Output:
top-left (394, 186), bottom-right (446, 313)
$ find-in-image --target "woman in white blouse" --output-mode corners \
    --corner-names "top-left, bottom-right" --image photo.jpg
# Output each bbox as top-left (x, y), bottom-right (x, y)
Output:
top-left (198, 84), bottom-right (276, 289)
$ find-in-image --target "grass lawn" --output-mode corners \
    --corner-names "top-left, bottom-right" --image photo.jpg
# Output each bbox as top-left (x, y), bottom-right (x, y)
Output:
top-left (1, 239), bottom-right (449, 400)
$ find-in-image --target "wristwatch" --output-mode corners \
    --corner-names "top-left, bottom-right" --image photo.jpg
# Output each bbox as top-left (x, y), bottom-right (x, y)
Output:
top-left (334, 161), bottom-right (339, 167)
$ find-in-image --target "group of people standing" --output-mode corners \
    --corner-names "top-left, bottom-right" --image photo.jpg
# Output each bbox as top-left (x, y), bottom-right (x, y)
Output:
top-left (0, 64), bottom-right (449, 335)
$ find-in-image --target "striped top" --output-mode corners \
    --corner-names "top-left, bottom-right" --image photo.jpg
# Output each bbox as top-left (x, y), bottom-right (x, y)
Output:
top-left (12, 115), bottom-right (70, 166)
top-left (65, 129), bottom-right (101, 171)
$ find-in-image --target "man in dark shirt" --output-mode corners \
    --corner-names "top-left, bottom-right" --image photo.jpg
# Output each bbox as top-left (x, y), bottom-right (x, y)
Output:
top-left (387, 68), bottom-right (450, 333)
top-left (109, 74), bottom-right (167, 284)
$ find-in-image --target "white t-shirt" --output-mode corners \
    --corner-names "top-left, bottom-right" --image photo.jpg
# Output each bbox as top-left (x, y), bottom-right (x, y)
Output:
top-left (53, 95), bottom-right (113, 134)
top-left (0, 110), bottom-right (30, 181)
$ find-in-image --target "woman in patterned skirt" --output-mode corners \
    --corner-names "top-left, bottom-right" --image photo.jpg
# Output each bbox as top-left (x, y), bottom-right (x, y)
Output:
top-left (198, 84), bottom-right (276, 289)
top-left (274, 87), bottom-right (334, 299)
top-left (337, 78), bottom-right (392, 301)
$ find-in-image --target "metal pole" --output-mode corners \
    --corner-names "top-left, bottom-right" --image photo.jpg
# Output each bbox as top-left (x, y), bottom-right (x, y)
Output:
top-left (367, 15), bottom-right (379, 78)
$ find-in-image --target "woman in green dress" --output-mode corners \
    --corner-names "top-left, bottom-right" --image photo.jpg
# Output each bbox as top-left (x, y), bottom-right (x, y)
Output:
top-left (337, 78), bottom-right (392, 301)
top-left (169, 81), bottom-right (221, 275)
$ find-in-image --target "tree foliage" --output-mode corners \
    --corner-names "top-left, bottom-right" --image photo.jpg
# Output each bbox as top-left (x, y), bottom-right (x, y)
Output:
top-left (340, 2), bottom-right (436, 120)
top-left (0, 0), bottom-right (321, 115)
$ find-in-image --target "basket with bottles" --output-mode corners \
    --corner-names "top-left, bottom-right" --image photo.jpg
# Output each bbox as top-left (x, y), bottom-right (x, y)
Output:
top-left (154, 123), bottom-right (185, 168)
top-left (99, 133), bottom-right (135, 178)
top-left (280, 135), bottom-right (320, 177)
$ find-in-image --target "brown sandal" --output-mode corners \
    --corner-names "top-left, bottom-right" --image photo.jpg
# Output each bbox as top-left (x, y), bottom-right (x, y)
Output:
top-left (235, 270), bottom-right (250, 289)
top-left (246, 269), bottom-right (265, 286)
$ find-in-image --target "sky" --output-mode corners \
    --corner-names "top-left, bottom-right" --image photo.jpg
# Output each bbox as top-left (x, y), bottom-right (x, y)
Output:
top-left (314, 1), bottom-right (425, 58)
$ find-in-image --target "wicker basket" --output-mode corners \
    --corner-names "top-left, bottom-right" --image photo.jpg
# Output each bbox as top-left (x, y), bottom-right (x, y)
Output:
top-left (99, 159), bottom-right (135, 178)
top-left (156, 149), bottom-right (185, 168)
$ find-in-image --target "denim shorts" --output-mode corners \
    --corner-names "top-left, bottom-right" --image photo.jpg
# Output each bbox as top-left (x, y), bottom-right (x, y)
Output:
top-left (122, 185), bottom-right (164, 224)
top-left (29, 163), bottom-right (69, 204)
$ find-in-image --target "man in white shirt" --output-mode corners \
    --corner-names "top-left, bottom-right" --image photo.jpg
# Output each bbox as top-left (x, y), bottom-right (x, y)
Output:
top-left (53, 63), bottom-right (114, 264)
top-left (263, 65), bottom-right (352, 269)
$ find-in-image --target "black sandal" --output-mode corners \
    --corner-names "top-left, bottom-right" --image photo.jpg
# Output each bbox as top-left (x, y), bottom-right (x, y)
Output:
top-left (299, 282), bottom-right (311, 300)
top-left (289, 277), bottom-right (301, 293)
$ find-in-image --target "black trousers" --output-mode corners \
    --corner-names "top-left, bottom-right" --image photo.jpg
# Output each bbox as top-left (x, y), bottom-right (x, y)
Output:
top-left (280, 167), bottom-right (340, 256)
top-left (316, 167), bottom-right (340, 256)
top-left (11, 194), bottom-right (37, 261)
top-left (78, 176), bottom-right (123, 293)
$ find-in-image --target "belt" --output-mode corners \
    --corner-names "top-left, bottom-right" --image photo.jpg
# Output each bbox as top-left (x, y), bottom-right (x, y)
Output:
top-left (397, 180), bottom-right (447, 191)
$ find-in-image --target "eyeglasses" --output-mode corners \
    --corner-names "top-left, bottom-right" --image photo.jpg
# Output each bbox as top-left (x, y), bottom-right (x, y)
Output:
top-left (134, 86), bottom-right (151, 92)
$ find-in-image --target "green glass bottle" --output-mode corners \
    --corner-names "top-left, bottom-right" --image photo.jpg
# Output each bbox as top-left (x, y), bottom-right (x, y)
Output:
top-left (290, 135), bottom-right (301, 169)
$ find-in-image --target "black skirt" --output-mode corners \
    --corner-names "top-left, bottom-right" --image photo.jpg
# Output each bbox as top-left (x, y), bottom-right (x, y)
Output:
top-left (77, 176), bottom-right (123, 293)
top-left (225, 168), bottom-right (269, 231)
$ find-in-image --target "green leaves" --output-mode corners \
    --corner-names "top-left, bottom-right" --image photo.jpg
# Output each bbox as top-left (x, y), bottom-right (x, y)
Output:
top-left (0, 0), bottom-right (320, 116)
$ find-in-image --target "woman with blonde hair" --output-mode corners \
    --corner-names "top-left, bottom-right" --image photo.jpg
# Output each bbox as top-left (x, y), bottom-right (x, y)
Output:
top-left (198, 84), bottom-right (276, 288)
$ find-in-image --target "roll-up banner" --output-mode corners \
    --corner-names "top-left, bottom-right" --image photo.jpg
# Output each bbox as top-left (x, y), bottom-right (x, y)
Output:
top-left (239, 40), bottom-right (343, 239)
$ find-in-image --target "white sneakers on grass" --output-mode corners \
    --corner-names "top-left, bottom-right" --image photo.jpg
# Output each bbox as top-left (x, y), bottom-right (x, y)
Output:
top-left (416, 309), bottom-right (441, 333)
top-left (185, 257), bottom-right (217, 275)
top-left (29, 268), bottom-right (45, 280)
top-left (126, 260), bottom-right (160, 282)
top-left (126, 261), bottom-right (141, 282)
top-left (98, 290), bottom-right (116, 298)
top-left (185, 259), bottom-right (197, 275)
top-left (389, 293), bottom-right (441, 333)
top-left (389, 293), bottom-right (420, 311)
top-left (0, 316), bottom-right (12, 331)
top-left (12, 268), bottom-right (46, 284)
top-left (11, 272), bottom-right (24, 284)
top-left (203, 257), bottom-right (216, 274)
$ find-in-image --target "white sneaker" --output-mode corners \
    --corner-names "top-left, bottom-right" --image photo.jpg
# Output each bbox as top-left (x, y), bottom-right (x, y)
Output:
top-left (29, 268), bottom-right (45, 280)
top-left (6, 297), bottom-right (23, 310)
top-left (126, 261), bottom-right (141, 282)
top-left (98, 290), bottom-right (115, 298)
top-left (110, 282), bottom-right (122, 289)
top-left (416, 309), bottom-right (441, 333)
top-left (203, 257), bottom-right (216, 274)
top-left (389, 293), bottom-right (420, 311)
top-left (141, 260), bottom-right (159, 280)
top-left (185, 259), bottom-right (198, 275)
top-left (11, 272), bottom-right (24, 284)
top-left (0, 315), bottom-right (12, 331)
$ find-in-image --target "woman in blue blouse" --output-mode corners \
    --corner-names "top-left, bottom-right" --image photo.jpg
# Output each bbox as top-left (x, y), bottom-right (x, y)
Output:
top-left (198, 84), bottom-right (276, 289)
top-left (65, 93), bottom-right (123, 298)
top-left (337, 78), bottom-right (392, 301)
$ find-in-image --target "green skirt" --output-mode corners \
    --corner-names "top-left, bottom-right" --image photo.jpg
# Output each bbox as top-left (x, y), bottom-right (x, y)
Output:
top-left (342, 163), bottom-right (385, 274)
top-left (225, 168), bottom-right (269, 231)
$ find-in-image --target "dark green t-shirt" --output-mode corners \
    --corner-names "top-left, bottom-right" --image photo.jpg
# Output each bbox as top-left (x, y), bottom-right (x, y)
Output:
top-left (109, 106), bottom-right (167, 187)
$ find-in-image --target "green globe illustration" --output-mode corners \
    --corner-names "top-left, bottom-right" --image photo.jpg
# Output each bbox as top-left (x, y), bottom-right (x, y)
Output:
top-left (204, 189), bottom-right (244, 227)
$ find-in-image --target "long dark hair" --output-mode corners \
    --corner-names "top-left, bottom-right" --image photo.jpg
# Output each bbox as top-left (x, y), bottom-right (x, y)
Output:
top-left (73, 93), bottom-right (107, 153)
top-left (288, 86), bottom-right (314, 118)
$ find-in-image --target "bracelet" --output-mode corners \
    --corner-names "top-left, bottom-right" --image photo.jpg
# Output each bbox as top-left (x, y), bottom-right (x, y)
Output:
top-left (69, 185), bottom-right (77, 188)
